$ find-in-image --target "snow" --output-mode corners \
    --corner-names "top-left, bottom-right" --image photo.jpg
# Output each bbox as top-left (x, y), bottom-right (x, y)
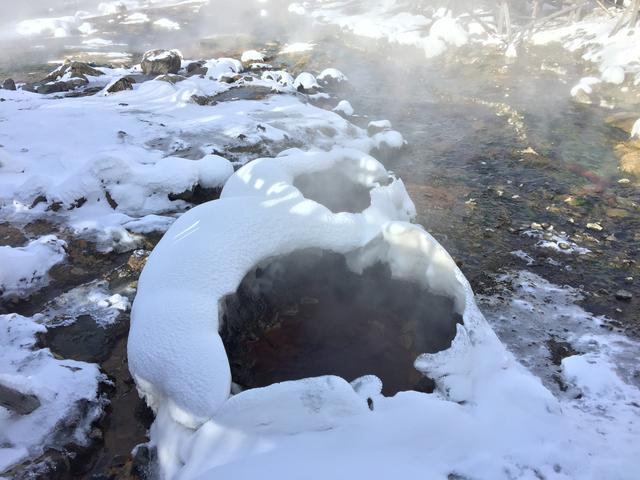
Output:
top-left (333, 100), bottom-right (354, 116)
top-left (601, 65), bottom-right (626, 85)
top-left (128, 141), bottom-right (584, 478)
top-left (1, 57), bottom-right (390, 253)
top-left (479, 270), bottom-right (640, 478)
top-left (0, 236), bottom-right (66, 300)
top-left (0, 313), bottom-right (103, 472)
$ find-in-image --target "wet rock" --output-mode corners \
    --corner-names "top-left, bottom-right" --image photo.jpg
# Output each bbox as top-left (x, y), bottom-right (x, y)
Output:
top-left (186, 61), bottom-right (207, 77)
top-left (141, 49), bottom-right (182, 75)
top-left (154, 73), bottom-right (186, 84)
top-left (106, 76), bottom-right (135, 94)
top-left (546, 337), bottom-right (578, 366)
top-left (42, 314), bottom-right (125, 363)
top-left (586, 222), bottom-right (603, 232)
top-left (605, 111), bottom-right (640, 136)
top-left (219, 73), bottom-right (242, 84)
top-left (0, 383), bottom-right (41, 415)
top-left (615, 289), bottom-right (633, 301)
top-left (615, 142), bottom-right (640, 177)
top-left (2, 78), bottom-right (16, 90)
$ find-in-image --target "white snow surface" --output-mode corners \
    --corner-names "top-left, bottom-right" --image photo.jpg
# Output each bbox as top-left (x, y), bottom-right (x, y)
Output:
top-left (0, 313), bottom-right (103, 472)
top-left (0, 58), bottom-right (394, 252)
top-left (0, 236), bottom-right (66, 300)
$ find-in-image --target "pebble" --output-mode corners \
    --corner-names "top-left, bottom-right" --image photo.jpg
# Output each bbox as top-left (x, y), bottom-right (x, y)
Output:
top-left (614, 289), bottom-right (633, 301)
top-left (586, 222), bottom-right (603, 231)
top-left (531, 222), bottom-right (543, 230)
top-left (625, 276), bottom-right (634, 284)
top-left (618, 178), bottom-right (631, 184)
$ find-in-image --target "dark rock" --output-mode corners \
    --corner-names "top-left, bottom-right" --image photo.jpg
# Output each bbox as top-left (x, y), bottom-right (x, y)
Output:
top-left (615, 289), bottom-right (633, 301)
top-left (2, 78), bottom-right (16, 90)
top-left (106, 76), bottom-right (135, 94)
top-left (0, 383), bottom-right (41, 415)
top-left (141, 49), bottom-right (182, 75)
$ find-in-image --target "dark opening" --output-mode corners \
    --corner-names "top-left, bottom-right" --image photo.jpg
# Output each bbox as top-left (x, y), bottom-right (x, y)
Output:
top-left (292, 169), bottom-right (372, 214)
top-left (220, 249), bottom-right (463, 396)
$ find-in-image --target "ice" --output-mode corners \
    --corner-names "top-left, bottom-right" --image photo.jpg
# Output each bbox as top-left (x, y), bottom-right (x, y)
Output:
top-left (0, 235), bottom-right (66, 300)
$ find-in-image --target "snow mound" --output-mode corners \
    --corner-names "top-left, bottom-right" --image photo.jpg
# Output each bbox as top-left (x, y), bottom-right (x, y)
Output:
top-left (0, 235), bottom-right (66, 300)
top-left (128, 146), bottom-right (564, 478)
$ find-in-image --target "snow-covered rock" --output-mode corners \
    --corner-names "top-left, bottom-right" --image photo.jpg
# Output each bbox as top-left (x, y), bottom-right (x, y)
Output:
top-left (317, 68), bottom-right (348, 85)
top-left (0, 236), bottom-right (66, 300)
top-left (141, 49), bottom-right (182, 75)
top-left (333, 100), bottom-right (354, 116)
top-left (293, 72), bottom-right (319, 92)
top-left (240, 50), bottom-right (265, 64)
top-left (0, 313), bottom-right (103, 472)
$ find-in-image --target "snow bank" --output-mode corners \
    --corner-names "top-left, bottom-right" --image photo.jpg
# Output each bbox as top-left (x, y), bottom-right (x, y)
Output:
top-left (0, 236), bottom-right (66, 300)
top-left (0, 313), bottom-right (103, 472)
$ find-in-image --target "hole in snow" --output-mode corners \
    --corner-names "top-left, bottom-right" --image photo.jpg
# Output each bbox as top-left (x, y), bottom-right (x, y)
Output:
top-left (293, 169), bottom-right (372, 214)
top-left (220, 249), bottom-right (462, 396)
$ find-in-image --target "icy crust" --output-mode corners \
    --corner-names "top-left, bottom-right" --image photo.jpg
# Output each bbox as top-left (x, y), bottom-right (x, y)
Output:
top-left (0, 314), bottom-right (103, 472)
top-left (128, 149), bottom-right (562, 478)
top-left (0, 235), bottom-right (66, 300)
